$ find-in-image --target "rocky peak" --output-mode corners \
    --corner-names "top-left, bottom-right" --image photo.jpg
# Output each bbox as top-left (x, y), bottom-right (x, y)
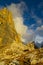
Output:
top-left (0, 8), bottom-right (20, 46)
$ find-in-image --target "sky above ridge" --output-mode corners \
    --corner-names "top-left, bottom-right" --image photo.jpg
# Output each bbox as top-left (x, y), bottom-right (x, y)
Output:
top-left (0, 0), bottom-right (43, 44)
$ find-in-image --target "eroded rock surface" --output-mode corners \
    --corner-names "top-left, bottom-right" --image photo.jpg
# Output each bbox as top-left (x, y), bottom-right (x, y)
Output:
top-left (0, 8), bottom-right (43, 65)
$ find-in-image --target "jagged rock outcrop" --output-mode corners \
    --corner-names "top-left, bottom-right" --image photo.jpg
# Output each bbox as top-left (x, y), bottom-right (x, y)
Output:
top-left (0, 8), bottom-right (43, 65)
top-left (0, 8), bottom-right (20, 44)
top-left (0, 8), bottom-right (28, 64)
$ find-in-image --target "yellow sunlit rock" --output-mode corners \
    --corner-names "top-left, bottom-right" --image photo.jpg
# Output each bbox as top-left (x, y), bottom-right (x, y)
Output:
top-left (0, 8), bottom-right (43, 65)
top-left (27, 41), bottom-right (35, 51)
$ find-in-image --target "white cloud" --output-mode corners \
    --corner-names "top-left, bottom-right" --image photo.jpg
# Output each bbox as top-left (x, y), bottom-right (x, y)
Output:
top-left (7, 2), bottom-right (28, 37)
top-left (35, 35), bottom-right (43, 43)
top-left (7, 2), bottom-right (32, 43)
top-left (22, 29), bottom-right (35, 43)
top-left (29, 10), bottom-right (43, 44)
top-left (7, 2), bottom-right (42, 43)
top-left (29, 24), bottom-right (35, 29)
top-left (36, 25), bottom-right (43, 31)
top-left (36, 25), bottom-right (43, 36)
top-left (34, 25), bottom-right (43, 45)
top-left (30, 11), bottom-right (42, 24)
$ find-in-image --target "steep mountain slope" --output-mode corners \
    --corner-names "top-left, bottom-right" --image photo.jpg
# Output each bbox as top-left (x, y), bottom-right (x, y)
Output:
top-left (0, 8), bottom-right (43, 65)
top-left (0, 8), bottom-right (29, 64)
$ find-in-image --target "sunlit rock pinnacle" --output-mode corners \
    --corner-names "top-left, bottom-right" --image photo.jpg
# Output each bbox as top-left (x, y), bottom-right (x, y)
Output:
top-left (0, 8), bottom-right (20, 47)
top-left (0, 8), bottom-right (43, 65)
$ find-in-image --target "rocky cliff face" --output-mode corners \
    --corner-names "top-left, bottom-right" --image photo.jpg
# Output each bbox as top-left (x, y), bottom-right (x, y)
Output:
top-left (0, 8), bottom-right (43, 65)
top-left (0, 8), bottom-right (20, 44)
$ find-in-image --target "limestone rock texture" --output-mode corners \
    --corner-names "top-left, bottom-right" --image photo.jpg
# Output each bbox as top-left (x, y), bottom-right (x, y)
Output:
top-left (0, 8), bottom-right (43, 65)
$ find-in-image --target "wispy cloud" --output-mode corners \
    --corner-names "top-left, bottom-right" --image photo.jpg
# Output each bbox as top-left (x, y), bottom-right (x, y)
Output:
top-left (29, 24), bottom-right (35, 29)
top-left (29, 10), bottom-right (43, 43)
top-left (30, 11), bottom-right (42, 25)
top-left (7, 2), bottom-right (28, 36)
top-left (7, 1), bottom-right (36, 43)
top-left (7, 1), bottom-right (43, 43)
top-left (7, 2), bottom-right (29, 43)
top-left (34, 25), bottom-right (43, 44)
top-left (36, 25), bottom-right (43, 31)
top-left (22, 29), bottom-right (35, 43)
top-left (36, 25), bottom-right (43, 36)
top-left (35, 35), bottom-right (43, 43)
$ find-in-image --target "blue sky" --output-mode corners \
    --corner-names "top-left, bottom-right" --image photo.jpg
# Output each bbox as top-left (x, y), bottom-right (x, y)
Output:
top-left (0, 0), bottom-right (43, 43)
